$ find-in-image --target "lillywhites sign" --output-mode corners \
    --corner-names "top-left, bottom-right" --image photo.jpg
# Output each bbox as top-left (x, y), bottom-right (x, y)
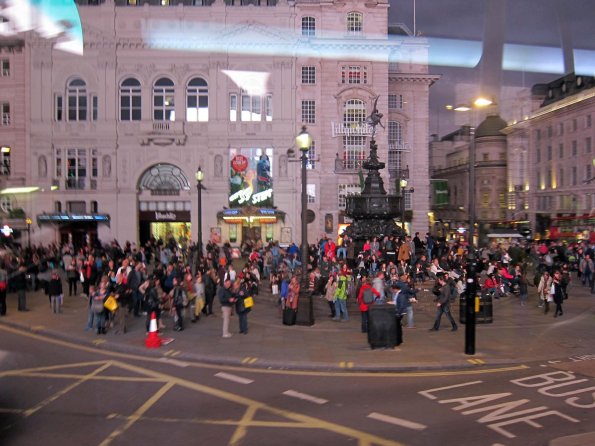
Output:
top-left (229, 187), bottom-right (273, 205)
top-left (155, 212), bottom-right (176, 221)
top-left (331, 122), bottom-right (374, 138)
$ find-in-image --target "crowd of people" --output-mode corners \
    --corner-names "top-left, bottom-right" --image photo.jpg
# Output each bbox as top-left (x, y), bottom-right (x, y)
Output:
top-left (0, 232), bottom-right (590, 343)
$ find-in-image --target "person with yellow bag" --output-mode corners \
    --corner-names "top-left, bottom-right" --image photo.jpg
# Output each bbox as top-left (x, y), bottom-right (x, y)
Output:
top-left (235, 277), bottom-right (253, 335)
top-left (191, 272), bottom-right (206, 323)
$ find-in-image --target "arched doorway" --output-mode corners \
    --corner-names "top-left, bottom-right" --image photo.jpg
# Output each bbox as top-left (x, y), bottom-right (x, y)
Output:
top-left (137, 163), bottom-right (192, 247)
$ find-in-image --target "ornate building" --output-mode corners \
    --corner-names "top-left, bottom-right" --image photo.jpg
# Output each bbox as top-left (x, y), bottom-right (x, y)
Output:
top-left (6, 0), bottom-right (435, 248)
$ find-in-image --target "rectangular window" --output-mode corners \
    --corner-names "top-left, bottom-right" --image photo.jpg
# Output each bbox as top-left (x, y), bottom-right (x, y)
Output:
top-left (587, 114), bottom-right (592, 129)
top-left (547, 126), bottom-right (553, 137)
top-left (0, 148), bottom-right (11, 175)
top-left (481, 192), bottom-right (489, 208)
top-left (229, 224), bottom-right (237, 243)
top-left (536, 147), bottom-right (541, 163)
top-left (265, 94), bottom-right (272, 122)
top-left (546, 168), bottom-right (552, 188)
top-left (572, 119), bottom-right (578, 131)
top-left (66, 148), bottom-right (87, 190)
top-left (571, 166), bottom-right (577, 186)
top-left (338, 183), bottom-right (360, 210)
top-left (1, 59), bottom-right (9, 76)
top-left (1, 103), bottom-right (9, 126)
top-left (55, 149), bottom-right (62, 178)
top-left (341, 65), bottom-right (367, 84)
top-left (241, 91), bottom-right (261, 121)
top-left (388, 94), bottom-right (403, 110)
top-left (586, 137), bottom-right (592, 154)
top-left (559, 143), bottom-right (564, 158)
top-left (92, 95), bottom-right (98, 121)
top-left (301, 66), bottom-right (316, 84)
top-left (559, 122), bottom-right (564, 136)
top-left (559, 168), bottom-right (564, 187)
top-left (586, 164), bottom-right (592, 183)
top-left (91, 149), bottom-right (98, 177)
top-left (499, 193), bottom-right (506, 209)
top-left (307, 184), bottom-right (316, 204)
top-left (229, 94), bottom-right (237, 121)
top-left (347, 12), bottom-right (362, 34)
top-left (301, 100), bottom-right (315, 124)
top-left (306, 140), bottom-right (316, 169)
top-left (547, 145), bottom-right (552, 161)
top-left (572, 140), bottom-right (577, 156)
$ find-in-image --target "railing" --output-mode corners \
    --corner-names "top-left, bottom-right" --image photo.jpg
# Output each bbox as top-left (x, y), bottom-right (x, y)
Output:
top-left (66, 178), bottom-right (86, 190)
top-left (334, 158), bottom-right (363, 173)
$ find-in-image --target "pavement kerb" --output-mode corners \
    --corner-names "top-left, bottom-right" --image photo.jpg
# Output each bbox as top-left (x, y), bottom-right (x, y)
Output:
top-left (0, 313), bottom-right (543, 373)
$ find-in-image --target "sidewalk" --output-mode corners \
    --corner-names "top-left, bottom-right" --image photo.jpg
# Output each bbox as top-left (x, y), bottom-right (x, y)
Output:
top-left (2, 279), bottom-right (595, 371)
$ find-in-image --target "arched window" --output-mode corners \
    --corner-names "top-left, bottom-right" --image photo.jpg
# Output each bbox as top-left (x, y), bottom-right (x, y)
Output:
top-left (120, 77), bottom-right (141, 121)
top-left (67, 78), bottom-right (87, 121)
top-left (186, 77), bottom-right (208, 122)
top-left (346, 12), bottom-right (362, 34)
top-left (342, 99), bottom-right (366, 169)
top-left (302, 16), bottom-right (315, 36)
top-left (153, 77), bottom-right (175, 121)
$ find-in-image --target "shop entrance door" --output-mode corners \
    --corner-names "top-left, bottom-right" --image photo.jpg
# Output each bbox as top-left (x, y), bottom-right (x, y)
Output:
top-left (242, 226), bottom-right (261, 244)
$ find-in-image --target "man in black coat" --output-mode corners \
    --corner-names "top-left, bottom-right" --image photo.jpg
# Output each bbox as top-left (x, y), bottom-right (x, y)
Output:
top-left (13, 261), bottom-right (28, 311)
top-left (429, 274), bottom-right (458, 332)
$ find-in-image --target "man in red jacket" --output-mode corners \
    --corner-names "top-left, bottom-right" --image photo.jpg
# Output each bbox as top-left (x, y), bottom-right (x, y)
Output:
top-left (357, 275), bottom-right (380, 333)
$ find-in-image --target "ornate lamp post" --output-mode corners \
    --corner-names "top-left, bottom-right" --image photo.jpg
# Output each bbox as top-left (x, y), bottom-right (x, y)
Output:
top-left (195, 166), bottom-right (204, 262)
top-left (295, 126), bottom-right (314, 326)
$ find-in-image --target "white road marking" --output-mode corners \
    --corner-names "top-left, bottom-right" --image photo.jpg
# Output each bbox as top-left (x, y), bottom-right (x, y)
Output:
top-left (158, 357), bottom-right (189, 368)
top-left (283, 390), bottom-right (328, 405)
top-left (214, 372), bottom-right (254, 385)
top-left (367, 412), bottom-right (427, 431)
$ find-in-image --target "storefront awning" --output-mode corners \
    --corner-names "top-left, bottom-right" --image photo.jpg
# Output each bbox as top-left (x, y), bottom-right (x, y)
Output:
top-left (217, 207), bottom-right (285, 224)
top-left (37, 213), bottom-right (111, 226)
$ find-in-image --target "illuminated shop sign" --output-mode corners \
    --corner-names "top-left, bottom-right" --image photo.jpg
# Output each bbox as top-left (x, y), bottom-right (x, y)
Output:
top-left (37, 213), bottom-right (111, 224)
top-left (331, 122), bottom-right (373, 138)
top-left (229, 148), bottom-right (274, 208)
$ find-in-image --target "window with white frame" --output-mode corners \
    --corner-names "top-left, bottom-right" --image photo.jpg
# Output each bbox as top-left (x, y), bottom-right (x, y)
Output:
top-left (0, 146), bottom-right (10, 175)
top-left (241, 91), bottom-right (261, 121)
top-left (1, 103), bottom-right (9, 126)
top-left (1, 59), bottom-right (9, 76)
top-left (120, 77), bottom-right (141, 121)
top-left (229, 94), bottom-right (238, 121)
top-left (342, 99), bottom-right (366, 169)
top-left (302, 16), bottom-right (315, 36)
top-left (301, 100), bottom-right (315, 124)
top-left (186, 77), bottom-right (209, 122)
top-left (346, 12), bottom-right (362, 34)
top-left (341, 65), bottom-right (367, 84)
top-left (388, 121), bottom-right (402, 144)
top-left (388, 94), bottom-right (403, 109)
top-left (307, 184), bottom-right (316, 204)
top-left (66, 148), bottom-right (87, 190)
top-left (55, 94), bottom-right (63, 121)
top-left (265, 94), bottom-right (272, 122)
top-left (301, 66), bottom-right (316, 84)
top-left (306, 140), bottom-right (316, 169)
top-left (67, 78), bottom-right (87, 121)
top-left (153, 77), bottom-right (175, 121)
top-left (338, 183), bottom-right (360, 210)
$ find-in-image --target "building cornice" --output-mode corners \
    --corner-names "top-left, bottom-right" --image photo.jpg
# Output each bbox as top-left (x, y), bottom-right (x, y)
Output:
top-left (389, 73), bottom-right (440, 85)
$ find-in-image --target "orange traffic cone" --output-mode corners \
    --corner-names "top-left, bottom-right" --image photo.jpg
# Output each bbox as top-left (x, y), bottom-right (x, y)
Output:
top-left (145, 311), bottom-right (162, 348)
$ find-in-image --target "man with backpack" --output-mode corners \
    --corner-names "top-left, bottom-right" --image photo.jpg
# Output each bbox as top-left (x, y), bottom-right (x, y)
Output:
top-left (357, 275), bottom-right (380, 333)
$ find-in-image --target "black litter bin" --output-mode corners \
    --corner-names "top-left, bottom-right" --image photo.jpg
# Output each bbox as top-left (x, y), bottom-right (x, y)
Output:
top-left (460, 292), bottom-right (493, 324)
top-left (368, 304), bottom-right (397, 349)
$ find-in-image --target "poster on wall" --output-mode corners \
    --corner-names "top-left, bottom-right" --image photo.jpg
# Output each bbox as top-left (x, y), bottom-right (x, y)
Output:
top-left (280, 227), bottom-right (292, 245)
top-left (229, 148), bottom-right (274, 208)
top-left (210, 227), bottom-right (221, 244)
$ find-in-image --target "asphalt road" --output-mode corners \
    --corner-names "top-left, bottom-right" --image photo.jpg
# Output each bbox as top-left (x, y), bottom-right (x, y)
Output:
top-left (2, 324), bottom-right (595, 446)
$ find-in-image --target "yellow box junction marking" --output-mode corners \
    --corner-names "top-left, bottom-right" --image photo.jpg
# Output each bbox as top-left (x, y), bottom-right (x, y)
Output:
top-left (242, 357), bottom-right (258, 365)
top-left (339, 362), bottom-right (354, 368)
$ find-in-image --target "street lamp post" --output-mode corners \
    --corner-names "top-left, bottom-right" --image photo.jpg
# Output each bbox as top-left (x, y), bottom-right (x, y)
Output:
top-left (399, 179), bottom-right (407, 233)
top-left (25, 217), bottom-right (32, 250)
top-left (195, 167), bottom-right (204, 262)
top-left (295, 126), bottom-right (314, 326)
top-left (465, 127), bottom-right (477, 355)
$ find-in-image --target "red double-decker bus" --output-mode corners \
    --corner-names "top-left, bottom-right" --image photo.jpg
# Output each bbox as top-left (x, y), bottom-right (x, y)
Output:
top-left (548, 214), bottom-right (595, 243)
